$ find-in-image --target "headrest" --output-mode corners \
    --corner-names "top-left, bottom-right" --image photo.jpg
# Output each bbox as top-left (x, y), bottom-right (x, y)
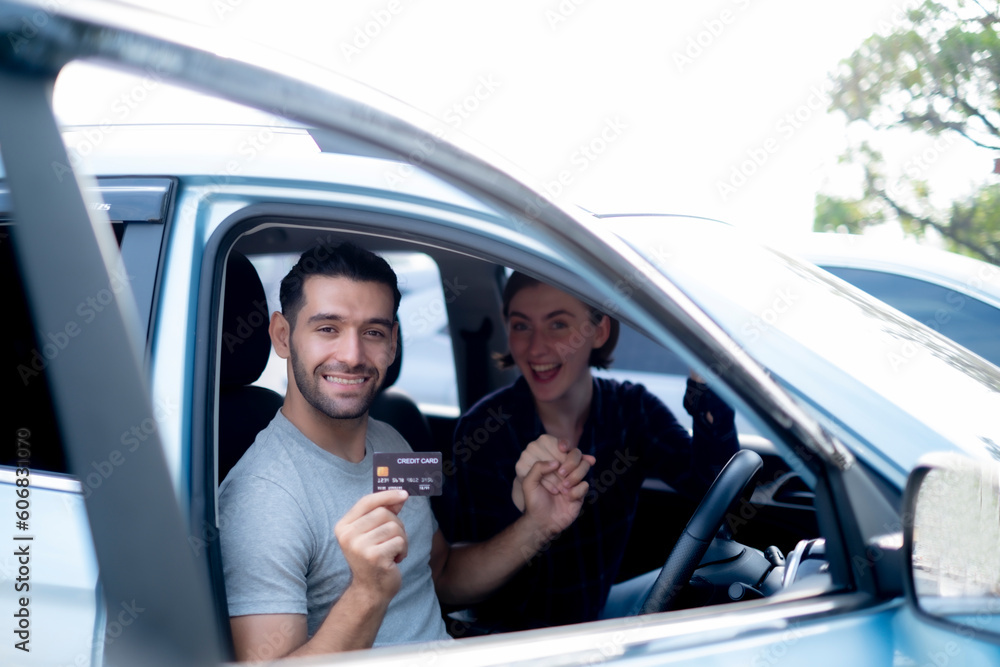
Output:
top-left (220, 252), bottom-right (272, 387)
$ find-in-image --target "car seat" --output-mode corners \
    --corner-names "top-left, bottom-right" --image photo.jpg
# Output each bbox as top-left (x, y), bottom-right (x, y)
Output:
top-left (370, 325), bottom-right (435, 453)
top-left (217, 252), bottom-right (284, 484)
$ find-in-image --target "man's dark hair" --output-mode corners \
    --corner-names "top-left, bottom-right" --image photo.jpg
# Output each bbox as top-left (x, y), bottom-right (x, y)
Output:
top-left (494, 271), bottom-right (619, 370)
top-left (279, 241), bottom-right (401, 329)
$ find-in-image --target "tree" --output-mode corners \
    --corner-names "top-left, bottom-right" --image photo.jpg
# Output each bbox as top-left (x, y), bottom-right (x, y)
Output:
top-left (816, 0), bottom-right (1000, 264)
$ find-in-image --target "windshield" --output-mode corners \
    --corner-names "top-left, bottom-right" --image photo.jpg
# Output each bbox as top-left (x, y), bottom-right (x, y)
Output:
top-left (612, 216), bottom-right (1000, 479)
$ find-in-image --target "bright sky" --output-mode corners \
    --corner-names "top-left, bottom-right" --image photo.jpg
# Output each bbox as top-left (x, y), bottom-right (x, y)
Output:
top-left (56, 0), bottom-right (995, 239)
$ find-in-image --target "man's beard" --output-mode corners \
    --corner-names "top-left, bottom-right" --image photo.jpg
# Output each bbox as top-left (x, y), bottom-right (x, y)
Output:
top-left (290, 345), bottom-right (383, 421)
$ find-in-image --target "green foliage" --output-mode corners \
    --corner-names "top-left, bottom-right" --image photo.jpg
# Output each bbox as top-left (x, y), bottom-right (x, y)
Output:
top-left (813, 193), bottom-right (882, 234)
top-left (820, 0), bottom-right (1000, 264)
top-left (945, 182), bottom-right (1000, 258)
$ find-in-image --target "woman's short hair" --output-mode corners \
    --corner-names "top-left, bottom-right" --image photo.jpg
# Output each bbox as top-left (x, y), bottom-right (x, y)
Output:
top-left (495, 271), bottom-right (619, 370)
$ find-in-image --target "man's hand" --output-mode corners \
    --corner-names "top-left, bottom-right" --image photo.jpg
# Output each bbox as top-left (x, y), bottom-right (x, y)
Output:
top-left (520, 458), bottom-right (590, 539)
top-left (434, 441), bottom-right (593, 606)
top-left (232, 490), bottom-right (411, 660)
top-left (334, 490), bottom-right (410, 603)
top-left (513, 434), bottom-right (595, 511)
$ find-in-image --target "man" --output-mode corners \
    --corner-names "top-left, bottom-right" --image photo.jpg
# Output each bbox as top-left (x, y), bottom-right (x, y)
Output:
top-left (219, 242), bottom-right (591, 661)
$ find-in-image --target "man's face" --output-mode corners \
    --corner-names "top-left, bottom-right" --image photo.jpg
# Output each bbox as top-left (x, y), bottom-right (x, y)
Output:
top-left (286, 276), bottom-right (397, 421)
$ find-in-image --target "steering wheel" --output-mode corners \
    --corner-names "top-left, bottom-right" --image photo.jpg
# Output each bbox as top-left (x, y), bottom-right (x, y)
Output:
top-left (636, 449), bottom-right (764, 614)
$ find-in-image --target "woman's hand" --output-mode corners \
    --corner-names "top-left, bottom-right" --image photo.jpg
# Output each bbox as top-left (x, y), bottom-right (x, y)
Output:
top-left (512, 434), bottom-right (595, 511)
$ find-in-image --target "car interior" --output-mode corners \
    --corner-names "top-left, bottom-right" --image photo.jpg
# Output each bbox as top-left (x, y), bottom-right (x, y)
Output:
top-left (204, 216), bottom-right (833, 648)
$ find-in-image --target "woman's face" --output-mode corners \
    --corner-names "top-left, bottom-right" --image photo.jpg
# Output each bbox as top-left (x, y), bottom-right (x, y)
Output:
top-left (506, 283), bottom-right (610, 405)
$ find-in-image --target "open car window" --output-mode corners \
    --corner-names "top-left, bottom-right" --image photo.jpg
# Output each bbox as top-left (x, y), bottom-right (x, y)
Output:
top-left (213, 221), bottom-right (836, 645)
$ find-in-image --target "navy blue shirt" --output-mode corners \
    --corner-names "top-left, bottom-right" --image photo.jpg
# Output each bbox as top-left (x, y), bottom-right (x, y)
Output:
top-left (438, 376), bottom-right (738, 630)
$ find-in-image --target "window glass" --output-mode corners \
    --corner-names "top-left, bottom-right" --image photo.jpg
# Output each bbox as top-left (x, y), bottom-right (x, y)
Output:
top-left (595, 324), bottom-right (693, 429)
top-left (391, 252), bottom-right (459, 414)
top-left (0, 225), bottom-right (71, 473)
top-left (248, 252), bottom-right (296, 396)
top-left (826, 267), bottom-right (1000, 366)
top-left (0, 215), bottom-right (137, 474)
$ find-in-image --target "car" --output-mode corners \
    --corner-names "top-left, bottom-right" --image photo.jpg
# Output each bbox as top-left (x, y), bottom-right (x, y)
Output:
top-left (596, 219), bottom-right (1000, 437)
top-left (2, 2), bottom-right (1000, 666)
top-left (780, 231), bottom-right (1000, 368)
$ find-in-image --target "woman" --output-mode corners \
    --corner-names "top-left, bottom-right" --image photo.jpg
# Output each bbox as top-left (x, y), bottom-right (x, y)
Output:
top-left (438, 272), bottom-right (739, 632)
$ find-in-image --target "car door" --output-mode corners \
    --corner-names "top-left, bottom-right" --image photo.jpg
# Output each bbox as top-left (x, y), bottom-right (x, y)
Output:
top-left (0, 58), bottom-right (226, 666)
top-left (1, 157), bottom-right (180, 667)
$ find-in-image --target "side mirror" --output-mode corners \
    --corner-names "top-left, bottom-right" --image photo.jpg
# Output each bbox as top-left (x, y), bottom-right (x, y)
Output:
top-left (903, 453), bottom-right (1000, 638)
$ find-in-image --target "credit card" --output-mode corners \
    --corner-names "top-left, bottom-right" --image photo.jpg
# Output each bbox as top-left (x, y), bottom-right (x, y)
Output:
top-left (373, 452), bottom-right (443, 496)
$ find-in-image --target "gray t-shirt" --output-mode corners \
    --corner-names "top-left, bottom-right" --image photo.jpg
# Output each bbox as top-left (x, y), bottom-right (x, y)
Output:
top-left (219, 410), bottom-right (449, 646)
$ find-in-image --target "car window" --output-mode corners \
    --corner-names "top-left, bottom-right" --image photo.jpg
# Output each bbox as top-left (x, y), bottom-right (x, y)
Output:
top-left (595, 323), bottom-right (764, 436)
top-left (251, 250), bottom-right (458, 412)
top-left (611, 324), bottom-right (691, 376)
top-left (1, 176), bottom-right (169, 475)
top-left (391, 252), bottom-right (459, 414)
top-left (824, 266), bottom-right (1000, 367)
top-left (0, 224), bottom-right (71, 474)
top-left (0, 215), bottom-right (158, 474)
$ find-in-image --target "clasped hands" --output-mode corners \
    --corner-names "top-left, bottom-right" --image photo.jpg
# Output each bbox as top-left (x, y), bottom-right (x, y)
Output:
top-left (512, 434), bottom-right (596, 535)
